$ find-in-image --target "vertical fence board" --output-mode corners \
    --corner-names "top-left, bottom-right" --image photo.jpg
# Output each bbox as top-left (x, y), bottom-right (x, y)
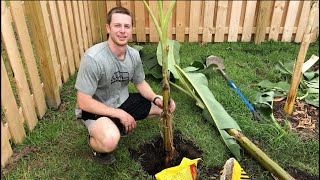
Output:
top-left (1, 58), bottom-right (26, 144)
top-left (65, 1), bottom-right (80, 69)
top-left (310, 3), bottom-right (319, 42)
top-left (189, 1), bottom-right (201, 42)
top-left (255, 1), bottom-right (272, 44)
top-left (163, 1), bottom-right (173, 39)
top-left (1, 121), bottom-right (13, 168)
top-left (78, 1), bottom-right (89, 50)
top-left (241, 1), bottom-right (257, 42)
top-left (40, 1), bottom-right (62, 89)
top-left (149, 1), bottom-right (160, 42)
top-left (48, 1), bottom-right (69, 82)
top-left (24, 1), bottom-right (61, 109)
top-left (57, 1), bottom-right (75, 76)
top-left (83, 1), bottom-right (93, 47)
top-left (269, 1), bottom-right (286, 41)
top-left (1, 6), bottom-right (38, 130)
top-left (228, 1), bottom-right (242, 42)
top-left (282, 1), bottom-right (300, 42)
top-left (106, 1), bottom-right (117, 15)
top-left (89, 1), bottom-right (100, 44)
top-left (9, 1), bottom-right (47, 118)
top-left (202, 1), bottom-right (215, 42)
top-left (215, 1), bottom-right (228, 42)
top-left (71, 1), bottom-right (85, 58)
top-left (134, 1), bottom-right (146, 42)
top-left (97, 2), bottom-right (107, 41)
top-left (295, 1), bottom-right (311, 42)
top-left (175, 1), bottom-right (186, 42)
top-left (121, 1), bottom-right (132, 12)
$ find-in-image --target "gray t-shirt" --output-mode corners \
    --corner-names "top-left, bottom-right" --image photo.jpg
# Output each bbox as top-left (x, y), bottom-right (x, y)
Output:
top-left (75, 42), bottom-right (145, 118)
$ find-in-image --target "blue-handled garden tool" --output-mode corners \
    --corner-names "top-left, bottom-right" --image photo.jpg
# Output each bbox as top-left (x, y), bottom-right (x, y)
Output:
top-left (206, 55), bottom-right (264, 121)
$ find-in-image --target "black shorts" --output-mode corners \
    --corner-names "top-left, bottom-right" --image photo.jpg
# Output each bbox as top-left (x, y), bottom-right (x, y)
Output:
top-left (81, 93), bottom-right (152, 131)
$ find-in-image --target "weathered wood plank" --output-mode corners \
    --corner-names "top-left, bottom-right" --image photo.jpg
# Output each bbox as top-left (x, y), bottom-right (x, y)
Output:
top-left (295, 1), bottom-right (311, 42)
top-left (1, 58), bottom-right (26, 144)
top-left (65, 1), bottom-right (80, 69)
top-left (310, 3), bottom-right (319, 42)
top-left (189, 1), bottom-right (201, 42)
top-left (215, 1), bottom-right (228, 42)
top-left (88, 1), bottom-right (100, 44)
top-left (148, 1), bottom-right (160, 42)
top-left (241, 1), bottom-right (257, 42)
top-left (57, 1), bottom-right (75, 75)
top-left (255, 1), bottom-right (272, 44)
top-left (83, 1), bottom-right (93, 47)
top-left (78, 1), bottom-right (89, 50)
top-left (175, 1), bottom-right (186, 42)
top-left (202, 1), bottom-right (215, 42)
top-left (48, 1), bottom-right (69, 82)
top-left (228, 1), bottom-right (242, 42)
top-left (9, 0), bottom-right (47, 118)
top-left (2, 5), bottom-right (38, 130)
top-left (24, 1), bottom-right (61, 108)
top-left (71, 1), bottom-right (85, 57)
top-left (282, 1), bottom-right (300, 42)
top-left (1, 121), bottom-right (13, 168)
top-left (134, 1), bottom-right (146, 42)
top-left (269, 1), bottom-right (286, 41)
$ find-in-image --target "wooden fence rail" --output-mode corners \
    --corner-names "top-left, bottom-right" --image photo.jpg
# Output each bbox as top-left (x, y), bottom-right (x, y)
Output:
top-left (1, 0), bottom-right (319, 167)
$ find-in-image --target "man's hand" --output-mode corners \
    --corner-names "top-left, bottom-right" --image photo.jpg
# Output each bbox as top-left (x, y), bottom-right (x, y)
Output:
top-left (154, 96), bottom-right (176, 113)
top-left (117, 109), bottom-right (136, 133)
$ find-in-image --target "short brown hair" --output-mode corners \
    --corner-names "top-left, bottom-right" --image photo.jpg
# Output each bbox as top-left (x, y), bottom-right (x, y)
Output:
top-left (107, 6), bottom-right (132, 25)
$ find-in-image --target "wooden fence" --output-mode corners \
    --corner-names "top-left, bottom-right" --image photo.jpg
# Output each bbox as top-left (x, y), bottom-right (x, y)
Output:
top-left (1, 0), bottom-right (319, 167)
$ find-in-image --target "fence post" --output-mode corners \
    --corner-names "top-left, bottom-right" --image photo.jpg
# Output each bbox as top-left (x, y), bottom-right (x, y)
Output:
top-left (24, 1), bottom-right (61, 109)
top-left (255, 1), bottom-right (272, 44)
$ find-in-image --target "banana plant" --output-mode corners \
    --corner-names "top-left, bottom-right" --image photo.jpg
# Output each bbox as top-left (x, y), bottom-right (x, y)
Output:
top-left (141, 1), bottom-right (293, 179)
top-left (135, 43), bottom-right (294, 179)
top-left (142, 0), bottom-right (177, 167)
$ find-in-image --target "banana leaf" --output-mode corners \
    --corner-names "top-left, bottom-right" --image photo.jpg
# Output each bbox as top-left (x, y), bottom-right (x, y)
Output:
top-left (157, 40), bottom-right (180, 79)
top-left (174, 65), bottom-right (242, 160)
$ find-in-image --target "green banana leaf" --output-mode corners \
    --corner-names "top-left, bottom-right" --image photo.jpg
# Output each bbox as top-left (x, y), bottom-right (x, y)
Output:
top-left (175, 65), bottom-right (242, 160)
top-left (275, 61), bottom-right (294, 75)
top-left (254, 91), bottom-right (284, 131)
top-left (157, 40), bottom-right (181, 79)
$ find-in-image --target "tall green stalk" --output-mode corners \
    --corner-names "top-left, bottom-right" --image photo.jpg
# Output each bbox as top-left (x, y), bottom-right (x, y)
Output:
top-left (143, 0), bottom-right (177, 167)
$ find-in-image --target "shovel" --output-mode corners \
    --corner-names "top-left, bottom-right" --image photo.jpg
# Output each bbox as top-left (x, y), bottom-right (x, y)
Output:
top-left (206, 55), bottom-right (264, 121)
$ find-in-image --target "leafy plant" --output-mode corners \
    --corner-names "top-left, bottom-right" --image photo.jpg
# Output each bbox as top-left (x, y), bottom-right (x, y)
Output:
top-left (142, 0), bottom-right (177, 167)
top-left (254, 58), bottom-right (319, 123)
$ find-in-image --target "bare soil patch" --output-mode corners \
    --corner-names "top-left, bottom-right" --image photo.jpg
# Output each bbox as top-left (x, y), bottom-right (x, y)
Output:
top-left (273, 99), bottom-right (319, 141)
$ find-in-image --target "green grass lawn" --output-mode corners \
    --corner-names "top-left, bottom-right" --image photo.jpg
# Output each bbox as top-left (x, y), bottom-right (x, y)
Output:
top-left (2, 40), bottom-right (319, 180)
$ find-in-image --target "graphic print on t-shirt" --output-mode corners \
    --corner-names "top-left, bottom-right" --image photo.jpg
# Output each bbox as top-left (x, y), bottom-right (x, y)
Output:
top-left (111, 71), bottom-right (129, 84)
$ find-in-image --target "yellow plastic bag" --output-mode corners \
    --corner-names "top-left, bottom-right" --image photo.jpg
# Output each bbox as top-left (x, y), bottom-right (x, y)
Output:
top-left (155, 157), bottom-right (202, 180)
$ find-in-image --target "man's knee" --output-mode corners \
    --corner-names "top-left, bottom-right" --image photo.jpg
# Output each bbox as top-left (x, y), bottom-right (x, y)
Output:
top-left (89, 117), bottom-right (121, 152)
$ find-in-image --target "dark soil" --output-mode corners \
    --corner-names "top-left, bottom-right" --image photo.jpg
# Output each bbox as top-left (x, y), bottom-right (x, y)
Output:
top-left (129, 131), bottom-right (222, 179)
top-left (273, 99), bottom-right (319, 141)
